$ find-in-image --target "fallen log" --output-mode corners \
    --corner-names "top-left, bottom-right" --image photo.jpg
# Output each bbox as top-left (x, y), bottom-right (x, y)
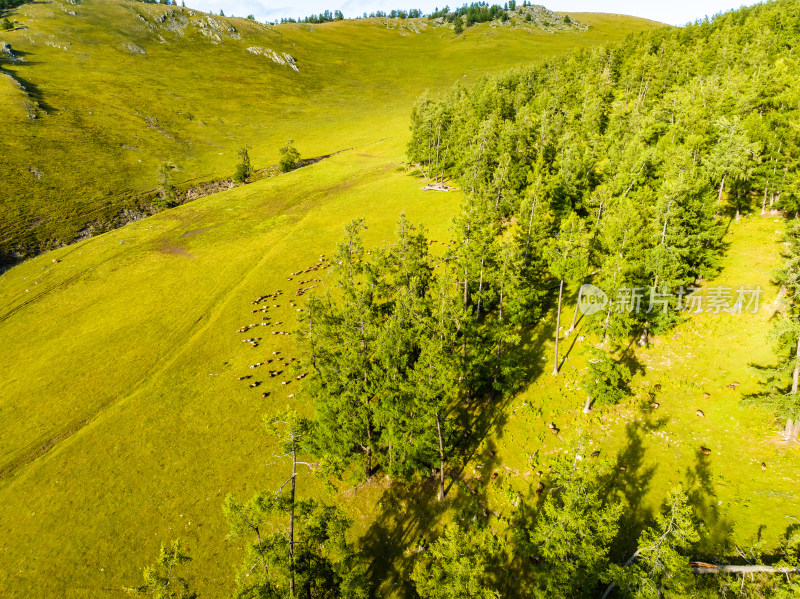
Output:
top-left (690, 562), bottom-right (800, 574)
top-left (603, 561), bottom-right (799, 598)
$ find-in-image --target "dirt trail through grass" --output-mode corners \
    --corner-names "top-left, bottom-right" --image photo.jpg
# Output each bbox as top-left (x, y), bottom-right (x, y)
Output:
top-left (0, 146), bottom-right (360, 481)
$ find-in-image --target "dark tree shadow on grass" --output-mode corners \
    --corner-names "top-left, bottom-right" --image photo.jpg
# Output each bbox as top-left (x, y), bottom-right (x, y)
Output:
top-left (358, 440), bottom-right (505, 596)
top-left (684, 449), bottom-right (735, 561)
top-left (604, 410), bottom-right (667, 563)
top-left (1, 65), bottom-right (55, 113)
top-left (357, 322), bottom-right (532, 596)
top-left (357, 280), bottom-right (655, 595)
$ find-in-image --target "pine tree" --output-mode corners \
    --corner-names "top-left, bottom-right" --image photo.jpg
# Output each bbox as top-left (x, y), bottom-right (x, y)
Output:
top-left (706, 116), bottom-right (760, 210)
top-left (544, 213), bottom-right (590, 374)
top-left (604, 488), bottom-right (700, 599)
top-left (234, 145), bottom-right (253, 183)
top-left (411, 521), bottom-right (503, 599)
top-left (279, 140), bottom-right (301, 173)
top-left (452, 14), bottom-right (464, 34)
top-left (581, 347), bottom-right (632, 413)
top-left (407, 328), bottom-right (458, 501)
top-left (224, 409), bottom-right (368, 598)
top-left (514, 456), bottom-right (623, 598)
top-left (304, 219), bottom-right (381, 482)
top-left (747, 223), bottom-right (800, 442)
top-left (157, 162), bottom-right (176, 206)
top-left (134, 539), bottom-right (197, 599)
top-left (266, 409), bottom-right (316, 596)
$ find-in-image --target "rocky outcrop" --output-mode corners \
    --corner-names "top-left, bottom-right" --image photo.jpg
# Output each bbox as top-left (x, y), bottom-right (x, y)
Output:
top-left (198, 29), bottom-right (221, 43)
top-left (134, 8), bottom-right (241, 41)
top-left (431, 4), bottom-right (587, 33)
top-left (199, 16), bottom-right (236, 33)
top-left (122, 42), bottom-right (146, 55)
top-left (247, 46), bottom-right (299, 71)
top-left (44, 40), bottom-right (71, 51)
top-left (0, 42), bottom-right (23, 61)
top-left (192, 15), bottom-right (240, 42)
top-left (515, 5), bottom-right (588, 31)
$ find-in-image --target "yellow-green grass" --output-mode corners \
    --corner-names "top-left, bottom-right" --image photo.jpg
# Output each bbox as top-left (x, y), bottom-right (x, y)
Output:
top-left (491, 216), bottom-right (798, 554)
top-left (347, 216), bottom-right (800, 597)
top-left (6, 4), bottom-right (792, 597)
top-left (0, 0), bottom-right (662, 255)
top-left (0, 138), bottom-right (460, 597)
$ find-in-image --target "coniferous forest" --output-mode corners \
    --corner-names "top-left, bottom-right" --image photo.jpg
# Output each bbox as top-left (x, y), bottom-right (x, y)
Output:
top-left (5, 0), bottom-right (800, 597)
top-left (187, 2), bottom-right (800, 598)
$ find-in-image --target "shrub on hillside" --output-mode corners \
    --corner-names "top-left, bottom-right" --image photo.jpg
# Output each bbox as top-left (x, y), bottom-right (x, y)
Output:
top-left (278, 140), bottom-right (300, 173)
top-left (233, 146), bottom-right (253, 183)
top-left (582, 348), bottom-right (632, 410)
top-left (157, 162), bottom-right (177, 206)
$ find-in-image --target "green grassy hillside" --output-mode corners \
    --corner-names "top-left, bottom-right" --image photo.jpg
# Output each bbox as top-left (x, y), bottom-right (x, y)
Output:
top-left (9, 3), bottom-right (795, 598)
top-left (0, 137), bottom-right (794, 597)
top-left (0, 6), bottom-right (668, 592)
top-left (0, 0), bottom-right (660, 262)
top-left (0, 138), bottom-right (455, 597)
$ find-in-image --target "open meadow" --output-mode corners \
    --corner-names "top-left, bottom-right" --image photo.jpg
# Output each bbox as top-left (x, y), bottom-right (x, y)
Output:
top-left (2, 1), bottom-right (799, 597)
top-left (0, 0), bottom-right (659, 259)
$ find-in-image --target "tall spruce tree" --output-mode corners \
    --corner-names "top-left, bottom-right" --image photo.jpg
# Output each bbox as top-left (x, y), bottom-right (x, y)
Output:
top-left (411, 521), bottom-right (503, 599)
top-left (544, 213), bottom-right (590, 374)
top-left (514, 456), bottom-right (623, 598)
top-left (604, 488), bottom-right (700, 599)
top-left (747, 223), bottom-right (800, 442)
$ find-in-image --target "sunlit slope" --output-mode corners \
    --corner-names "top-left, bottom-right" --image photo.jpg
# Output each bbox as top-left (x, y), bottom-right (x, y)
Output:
top-left (0, 138), bottom-right (459, 597)
top-left (0, 5), bottom-right (672, 596)
top-left (1, 151), bottom-right (794, 598)
top-left (0, 0), bottom-right (662, 258)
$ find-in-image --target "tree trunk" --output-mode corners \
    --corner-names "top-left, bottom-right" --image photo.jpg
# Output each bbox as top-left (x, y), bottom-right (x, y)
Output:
top-left (784, 418), bottom-right (798, 442)
top-left (791, 333), bottom-right (800, 395)
top-left (439, 128), bottom-right (452, 184)
top-left (426, 121), bottom-right (432, 178)
top-left (463, 267), bottom-right (469, 310)
top-left (553, 277), bottom-right (564, 375)
top-left (434, 122), bottom-right (442, 177)
top-left (692, 564), bottom-right (800, 574)
top-left (475, 257), bottom-right (484, 321)
top-left (661, 199), bottom-right (672, 245)
top-left (567, 287), bottom-right (581, 334)
top-left (717, 174), bottom-right (726, 204)
top-left (595, 199), bottom-right (604, 229)
top-left (601, 303), bottom-right (611, 348)
top-left (784, 332), bottom-right (799, 445)
top-left (491, 278), bottom-right (505, 403)
top-left (524, 195), bottom-right (537, 268)
top-left (583, 396), bottom-right (593, 414)
top-left (435, 412), bottom-right (445, 501)
top-left (365, 422), bottom-right (372, 480)
top-left (491, 341), bottom-right (501, 403)
top-left (289, 434), bottom-right (296, 596)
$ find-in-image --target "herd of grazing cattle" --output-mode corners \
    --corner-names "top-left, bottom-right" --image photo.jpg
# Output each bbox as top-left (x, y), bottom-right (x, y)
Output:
top-left (234, 255), bottom-right (333, 399)
top-left (231, 245), bottom-right (746, 471)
